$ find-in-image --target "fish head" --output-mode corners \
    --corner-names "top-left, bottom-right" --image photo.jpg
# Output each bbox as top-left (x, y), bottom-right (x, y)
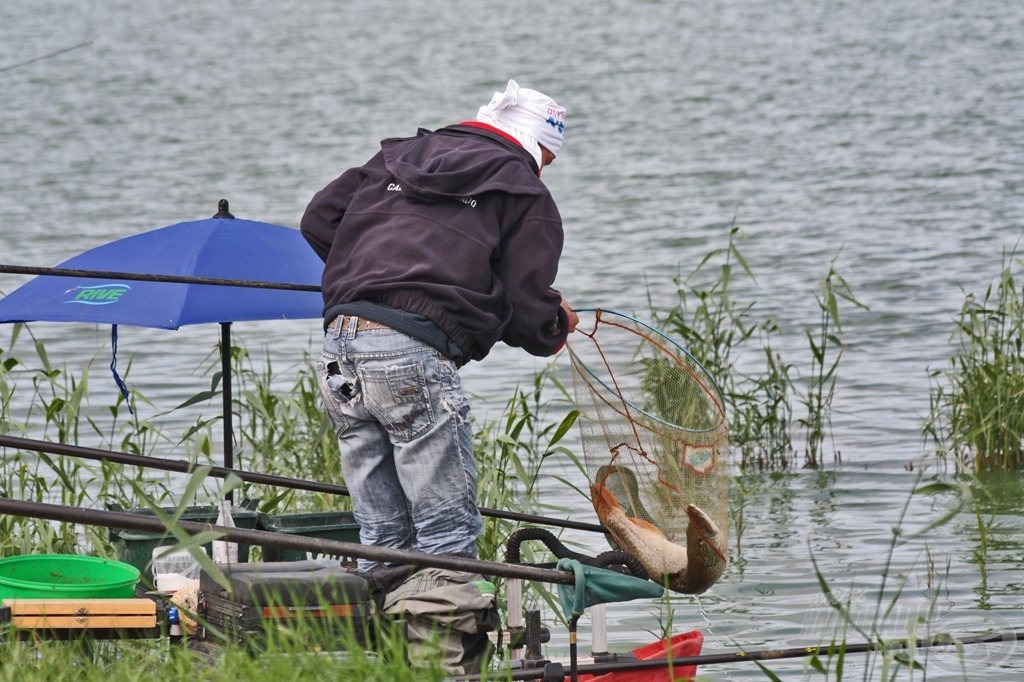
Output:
top-left (667, 503), bottom-right (729, 594)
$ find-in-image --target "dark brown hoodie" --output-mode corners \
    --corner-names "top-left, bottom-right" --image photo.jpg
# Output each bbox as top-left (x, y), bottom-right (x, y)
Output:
top-left (301, 123), bottom-right (568, 363)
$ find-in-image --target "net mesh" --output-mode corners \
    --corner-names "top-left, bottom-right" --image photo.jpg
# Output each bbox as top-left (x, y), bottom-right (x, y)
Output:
top-left (567, 309), bottom-right (730, 590)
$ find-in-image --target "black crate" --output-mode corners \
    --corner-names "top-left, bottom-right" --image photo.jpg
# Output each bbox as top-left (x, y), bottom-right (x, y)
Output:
top-left (108, 504), bottom-right (259, 582)
top-left (257, 511), bottom-right (361, 562)
top-left (199, 561), bottom-right (371, 649)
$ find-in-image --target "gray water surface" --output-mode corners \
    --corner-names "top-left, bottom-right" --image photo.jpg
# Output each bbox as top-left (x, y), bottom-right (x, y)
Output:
top-left (2, 1), bottom-right (1022, 678)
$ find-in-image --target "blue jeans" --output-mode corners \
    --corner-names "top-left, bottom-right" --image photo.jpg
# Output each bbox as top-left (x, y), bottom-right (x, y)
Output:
top-left (316, 316), bottom-right (482, 571)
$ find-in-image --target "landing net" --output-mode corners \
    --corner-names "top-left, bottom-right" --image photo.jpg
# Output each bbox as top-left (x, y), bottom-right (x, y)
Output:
top-left (567, 309), bottom-right (730, 553)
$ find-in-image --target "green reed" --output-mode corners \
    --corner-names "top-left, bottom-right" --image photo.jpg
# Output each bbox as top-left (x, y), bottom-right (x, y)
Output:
top-left (769, 472), bottom-right (974, 681)
top-left (732, 320), bottom-right (796, 471)
top-left (474, 364), bottom-right (580, 624)
top-left (652, 225), bottom-right (772, 470)
top-left (0, 326), bottom-right (141, 556)
top-left (0, 604), bottom-right (463, 682)
top-left (653, 224), bottom-right (757, 394)
top-left (0, 325), bottom-right (574, 680)
top-left (800, 256), bottom-right (867, 469)
top-left (925, 249), bottom-right (1024, 472)
top-left (652, 226), bottom-right (863, 471)
top-left (227, 341), bottom-right (344, 512)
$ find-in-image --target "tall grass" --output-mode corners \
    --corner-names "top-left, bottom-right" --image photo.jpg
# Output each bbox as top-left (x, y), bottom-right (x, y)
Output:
top-left (786, 473), bottom-right (970, 679)
top-left (925, 249), bottom-right (1024, 472)
top-left (800, 256), bottom-right (867, 468)
top-left (0, 324), bottom-right (158, 556)
top-left (474, 366), bottom-right (578, 562)
top-left (0, 323), bottom-right (580, 679)
top-left (652, 226), bottom-right (863, 471)
top-left (473, 365), bottom-right (580, 628)
top-left (0, 610), bottom-right (461, 682)
top-left (229, 343), bottom-right (345, 512)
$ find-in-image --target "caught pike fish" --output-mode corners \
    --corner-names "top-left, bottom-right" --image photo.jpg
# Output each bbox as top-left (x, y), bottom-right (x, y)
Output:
top-left (590, 482), bottom-right (728, 594)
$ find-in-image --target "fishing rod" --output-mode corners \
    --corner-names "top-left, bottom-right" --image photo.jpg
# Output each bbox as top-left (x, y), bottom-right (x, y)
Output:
top-left (0, 41), bottom-right (93, 74)
top-left (4, 494), bottom-right (1014, 680)
top-left (0, 496), bottom-right (575, 586)
top-left (0, 266), bottom-right (606, 534)
top-left (0, 434), bottom-right (607, 534)
top-left (455, 629), bottom-right (1023, 681)
top-left (0, 264), bottom-right (319, 292)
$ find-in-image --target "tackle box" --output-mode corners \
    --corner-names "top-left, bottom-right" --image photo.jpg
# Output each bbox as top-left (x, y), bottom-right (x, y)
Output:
top-left (198, 560), bottom-right (371, 648)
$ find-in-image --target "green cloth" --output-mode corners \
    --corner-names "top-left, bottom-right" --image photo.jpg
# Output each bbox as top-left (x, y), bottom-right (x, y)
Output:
top-left (556, 557), bottom-right (665, 619)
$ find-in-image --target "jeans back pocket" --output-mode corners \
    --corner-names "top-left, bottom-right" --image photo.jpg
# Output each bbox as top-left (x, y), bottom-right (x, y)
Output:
top-left (359, 360), bottom-right (435, 442)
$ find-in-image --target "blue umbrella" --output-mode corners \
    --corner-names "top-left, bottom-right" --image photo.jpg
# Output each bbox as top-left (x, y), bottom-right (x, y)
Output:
top-left (0, 201), bottom-right (324, 483)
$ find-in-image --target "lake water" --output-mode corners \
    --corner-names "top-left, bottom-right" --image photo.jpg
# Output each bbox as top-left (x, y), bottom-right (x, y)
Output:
top-left (2, 0), bottom-right (1023, 678)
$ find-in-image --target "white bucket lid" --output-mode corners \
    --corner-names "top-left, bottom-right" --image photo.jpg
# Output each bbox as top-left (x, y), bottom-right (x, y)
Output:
top-left (155, 572), bottom-right (192, 593)
top-left (151, 545), bottom-right (207, 561)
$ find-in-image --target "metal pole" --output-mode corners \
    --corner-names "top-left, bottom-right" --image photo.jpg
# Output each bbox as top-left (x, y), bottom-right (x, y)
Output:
top-left (590, 603), bottom-right (608, 657)
top-left (507, 578), bottom-right (524, 661)
top-left (0, 497), bottom-right (576, 586)
top-left (0, 264), bottom-right (320, 292)
top-left (455, 629), bottom-right (1024, 680)
top-left (221, 322), bottom-right (233, 504)
top-left (0, 434), bottom-right (606, 534)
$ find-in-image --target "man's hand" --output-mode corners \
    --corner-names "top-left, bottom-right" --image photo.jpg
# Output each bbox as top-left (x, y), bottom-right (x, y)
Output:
top-left (560, 297), bottom-right (579, 334)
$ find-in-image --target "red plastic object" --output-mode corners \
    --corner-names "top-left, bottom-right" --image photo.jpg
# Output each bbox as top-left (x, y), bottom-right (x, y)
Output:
top-left (572, 630), bottom-right (704, 682)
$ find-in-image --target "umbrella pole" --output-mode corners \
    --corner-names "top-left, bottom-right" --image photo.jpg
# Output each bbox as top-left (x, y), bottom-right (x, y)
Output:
top-left (221, 322), bottom-right (234, 503)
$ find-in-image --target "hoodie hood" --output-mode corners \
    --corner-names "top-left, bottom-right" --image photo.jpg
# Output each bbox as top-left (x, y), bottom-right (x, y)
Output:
top-left (380, 125), bottom-right (547, 204)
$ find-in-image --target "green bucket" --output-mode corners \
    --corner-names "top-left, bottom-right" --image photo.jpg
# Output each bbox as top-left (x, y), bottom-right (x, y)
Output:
top-left (0, 554), bottom-right (140, 601)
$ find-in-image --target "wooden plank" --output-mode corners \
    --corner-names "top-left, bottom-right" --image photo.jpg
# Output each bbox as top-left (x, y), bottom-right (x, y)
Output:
top-left (12, 615), bottom-right (156, 629)
top-left (3, 599), bottom-right (155, 616)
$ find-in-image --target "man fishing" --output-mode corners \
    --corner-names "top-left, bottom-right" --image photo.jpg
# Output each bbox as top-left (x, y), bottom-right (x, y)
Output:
top-left (300, 79), bottom-right (579, 572)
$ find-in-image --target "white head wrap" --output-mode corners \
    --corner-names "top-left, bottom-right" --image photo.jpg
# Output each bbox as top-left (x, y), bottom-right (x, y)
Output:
top-left (476, 79), bottom-right (566, 169)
